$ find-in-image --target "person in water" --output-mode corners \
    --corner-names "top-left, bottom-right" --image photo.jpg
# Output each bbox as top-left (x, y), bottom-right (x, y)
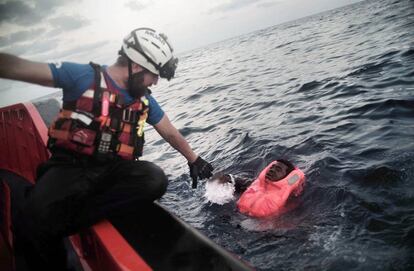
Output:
top-left (205, 160), bottom-right (305, 217)
top-left (0, 28), bottom-right (213, 270)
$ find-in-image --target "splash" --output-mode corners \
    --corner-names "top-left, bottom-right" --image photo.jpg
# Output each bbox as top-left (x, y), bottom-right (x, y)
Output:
top-left (204, 178), bottom-right (235, 205)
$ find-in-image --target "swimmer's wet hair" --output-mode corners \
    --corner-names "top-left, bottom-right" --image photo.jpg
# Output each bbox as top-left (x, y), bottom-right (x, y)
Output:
top-left (276, 159), bottom-right (295, 175)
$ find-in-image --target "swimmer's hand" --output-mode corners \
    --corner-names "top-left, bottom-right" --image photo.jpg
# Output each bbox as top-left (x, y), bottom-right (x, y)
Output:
top-left (188, 156), bottom-right (214, 188)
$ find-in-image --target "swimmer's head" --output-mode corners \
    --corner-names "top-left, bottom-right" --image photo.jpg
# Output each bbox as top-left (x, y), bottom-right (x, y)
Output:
top-left (265, 159), bottom-right (295, 182)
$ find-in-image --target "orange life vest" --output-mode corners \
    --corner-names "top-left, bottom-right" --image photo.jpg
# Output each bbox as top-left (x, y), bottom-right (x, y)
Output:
top-left (237, 161), bottom-right (305, 218)
top-left (48, 63), bottom-right (149, 161)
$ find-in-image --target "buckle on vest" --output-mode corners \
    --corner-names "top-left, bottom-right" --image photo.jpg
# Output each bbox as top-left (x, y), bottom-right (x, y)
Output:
top-left (122, 109), bottom-right (136, 123)
top-left (122, 109), bottom-right (131, 122)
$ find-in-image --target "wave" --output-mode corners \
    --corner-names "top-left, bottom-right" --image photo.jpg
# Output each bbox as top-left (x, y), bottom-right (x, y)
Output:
top-left (345, 99), bottom-right (414, 119)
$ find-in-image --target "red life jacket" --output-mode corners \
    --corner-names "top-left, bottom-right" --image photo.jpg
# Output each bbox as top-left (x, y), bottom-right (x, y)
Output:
top-left (48, 63), bottom-right (149, 160)
top-left (237, 161), bottom-right (305, 218)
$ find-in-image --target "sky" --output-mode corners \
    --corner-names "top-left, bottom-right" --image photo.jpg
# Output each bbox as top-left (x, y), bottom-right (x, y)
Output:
top-left (0, 0), bottom-right (363, 106)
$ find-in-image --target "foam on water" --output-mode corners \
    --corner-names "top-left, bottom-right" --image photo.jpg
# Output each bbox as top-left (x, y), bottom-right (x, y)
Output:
top-left (204, 178), bottom-right (235, 205)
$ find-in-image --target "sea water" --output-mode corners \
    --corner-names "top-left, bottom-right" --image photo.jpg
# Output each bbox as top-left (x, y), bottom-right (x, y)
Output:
top-left (32, 0), bottom-right (414, 270)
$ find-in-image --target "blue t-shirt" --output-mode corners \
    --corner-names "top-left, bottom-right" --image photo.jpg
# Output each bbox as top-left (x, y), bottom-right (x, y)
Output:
top-left (48, 62), bottom-right (164, 125)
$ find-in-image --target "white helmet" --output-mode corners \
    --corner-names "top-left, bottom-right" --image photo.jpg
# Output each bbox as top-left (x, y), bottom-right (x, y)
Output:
top-left (121, 28), bottom-right (178, 80)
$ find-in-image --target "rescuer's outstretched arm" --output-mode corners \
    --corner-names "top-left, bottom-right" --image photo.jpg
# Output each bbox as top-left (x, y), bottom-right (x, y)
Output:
top-left (0, 53), bottom-right (54, 87)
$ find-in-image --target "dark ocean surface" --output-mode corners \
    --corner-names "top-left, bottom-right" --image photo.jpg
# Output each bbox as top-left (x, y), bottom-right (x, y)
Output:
top-left (33, 0), bottom-right (414, 270)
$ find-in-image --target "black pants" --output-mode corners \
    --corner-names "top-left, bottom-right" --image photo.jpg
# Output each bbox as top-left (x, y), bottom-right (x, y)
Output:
top-left (14, 151), bottom-right (168, 270)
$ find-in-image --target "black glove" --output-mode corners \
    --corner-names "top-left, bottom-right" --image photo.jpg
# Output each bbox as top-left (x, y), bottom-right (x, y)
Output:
top-left (188, 156), bottom-right (214, 188)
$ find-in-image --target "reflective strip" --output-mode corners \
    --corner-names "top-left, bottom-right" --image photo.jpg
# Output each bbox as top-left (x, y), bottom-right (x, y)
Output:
top-left (288, 174), bottom-right (300, 185)
top-left (109, 93), bottom-right (117, 103)
top-left (101, 91), bottom-right (110, 117)
top-left (59, 110), bottom-right (93, 125)
top-left (82, 90), bottom-right (94, 98)
top-left (84, 88), bottom-right (115, 104)
top-left (73, 112), bottom-right (93, 125)
top-left (100, 72), bottom-right (107, 88)
top-left (118, 144), bottom-right (134, 154)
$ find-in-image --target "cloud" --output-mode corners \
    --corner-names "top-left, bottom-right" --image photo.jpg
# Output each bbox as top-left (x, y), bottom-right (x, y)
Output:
top-left (26, 38), bottom-right (60, 55)
top-left (124, 0), bottom-right (151, 11)
top-left (207, 0), bottom-right (261, 14)
top-left (0, 28), bottom-right (46, 47)
top-left (0, 39), bottom-right (54, 56)
top-left (48, 15), bottom-right (90, 33)
top-left (56, 40), bottom-right (108, 59)
top-left (256, 1), bottom-right (283, 9)
top-left (0, 13), bottom-right (89, 50)
top-left (0, 0), bottom-right (80, 26)
top-left (0, 1), bottom-right (36, 25)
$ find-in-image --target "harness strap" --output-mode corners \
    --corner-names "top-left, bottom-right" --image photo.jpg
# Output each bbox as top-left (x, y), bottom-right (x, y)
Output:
top-left (118, 144), bottom-right (134, 154)
top-left (89, 62), bottom-right (103, 115)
